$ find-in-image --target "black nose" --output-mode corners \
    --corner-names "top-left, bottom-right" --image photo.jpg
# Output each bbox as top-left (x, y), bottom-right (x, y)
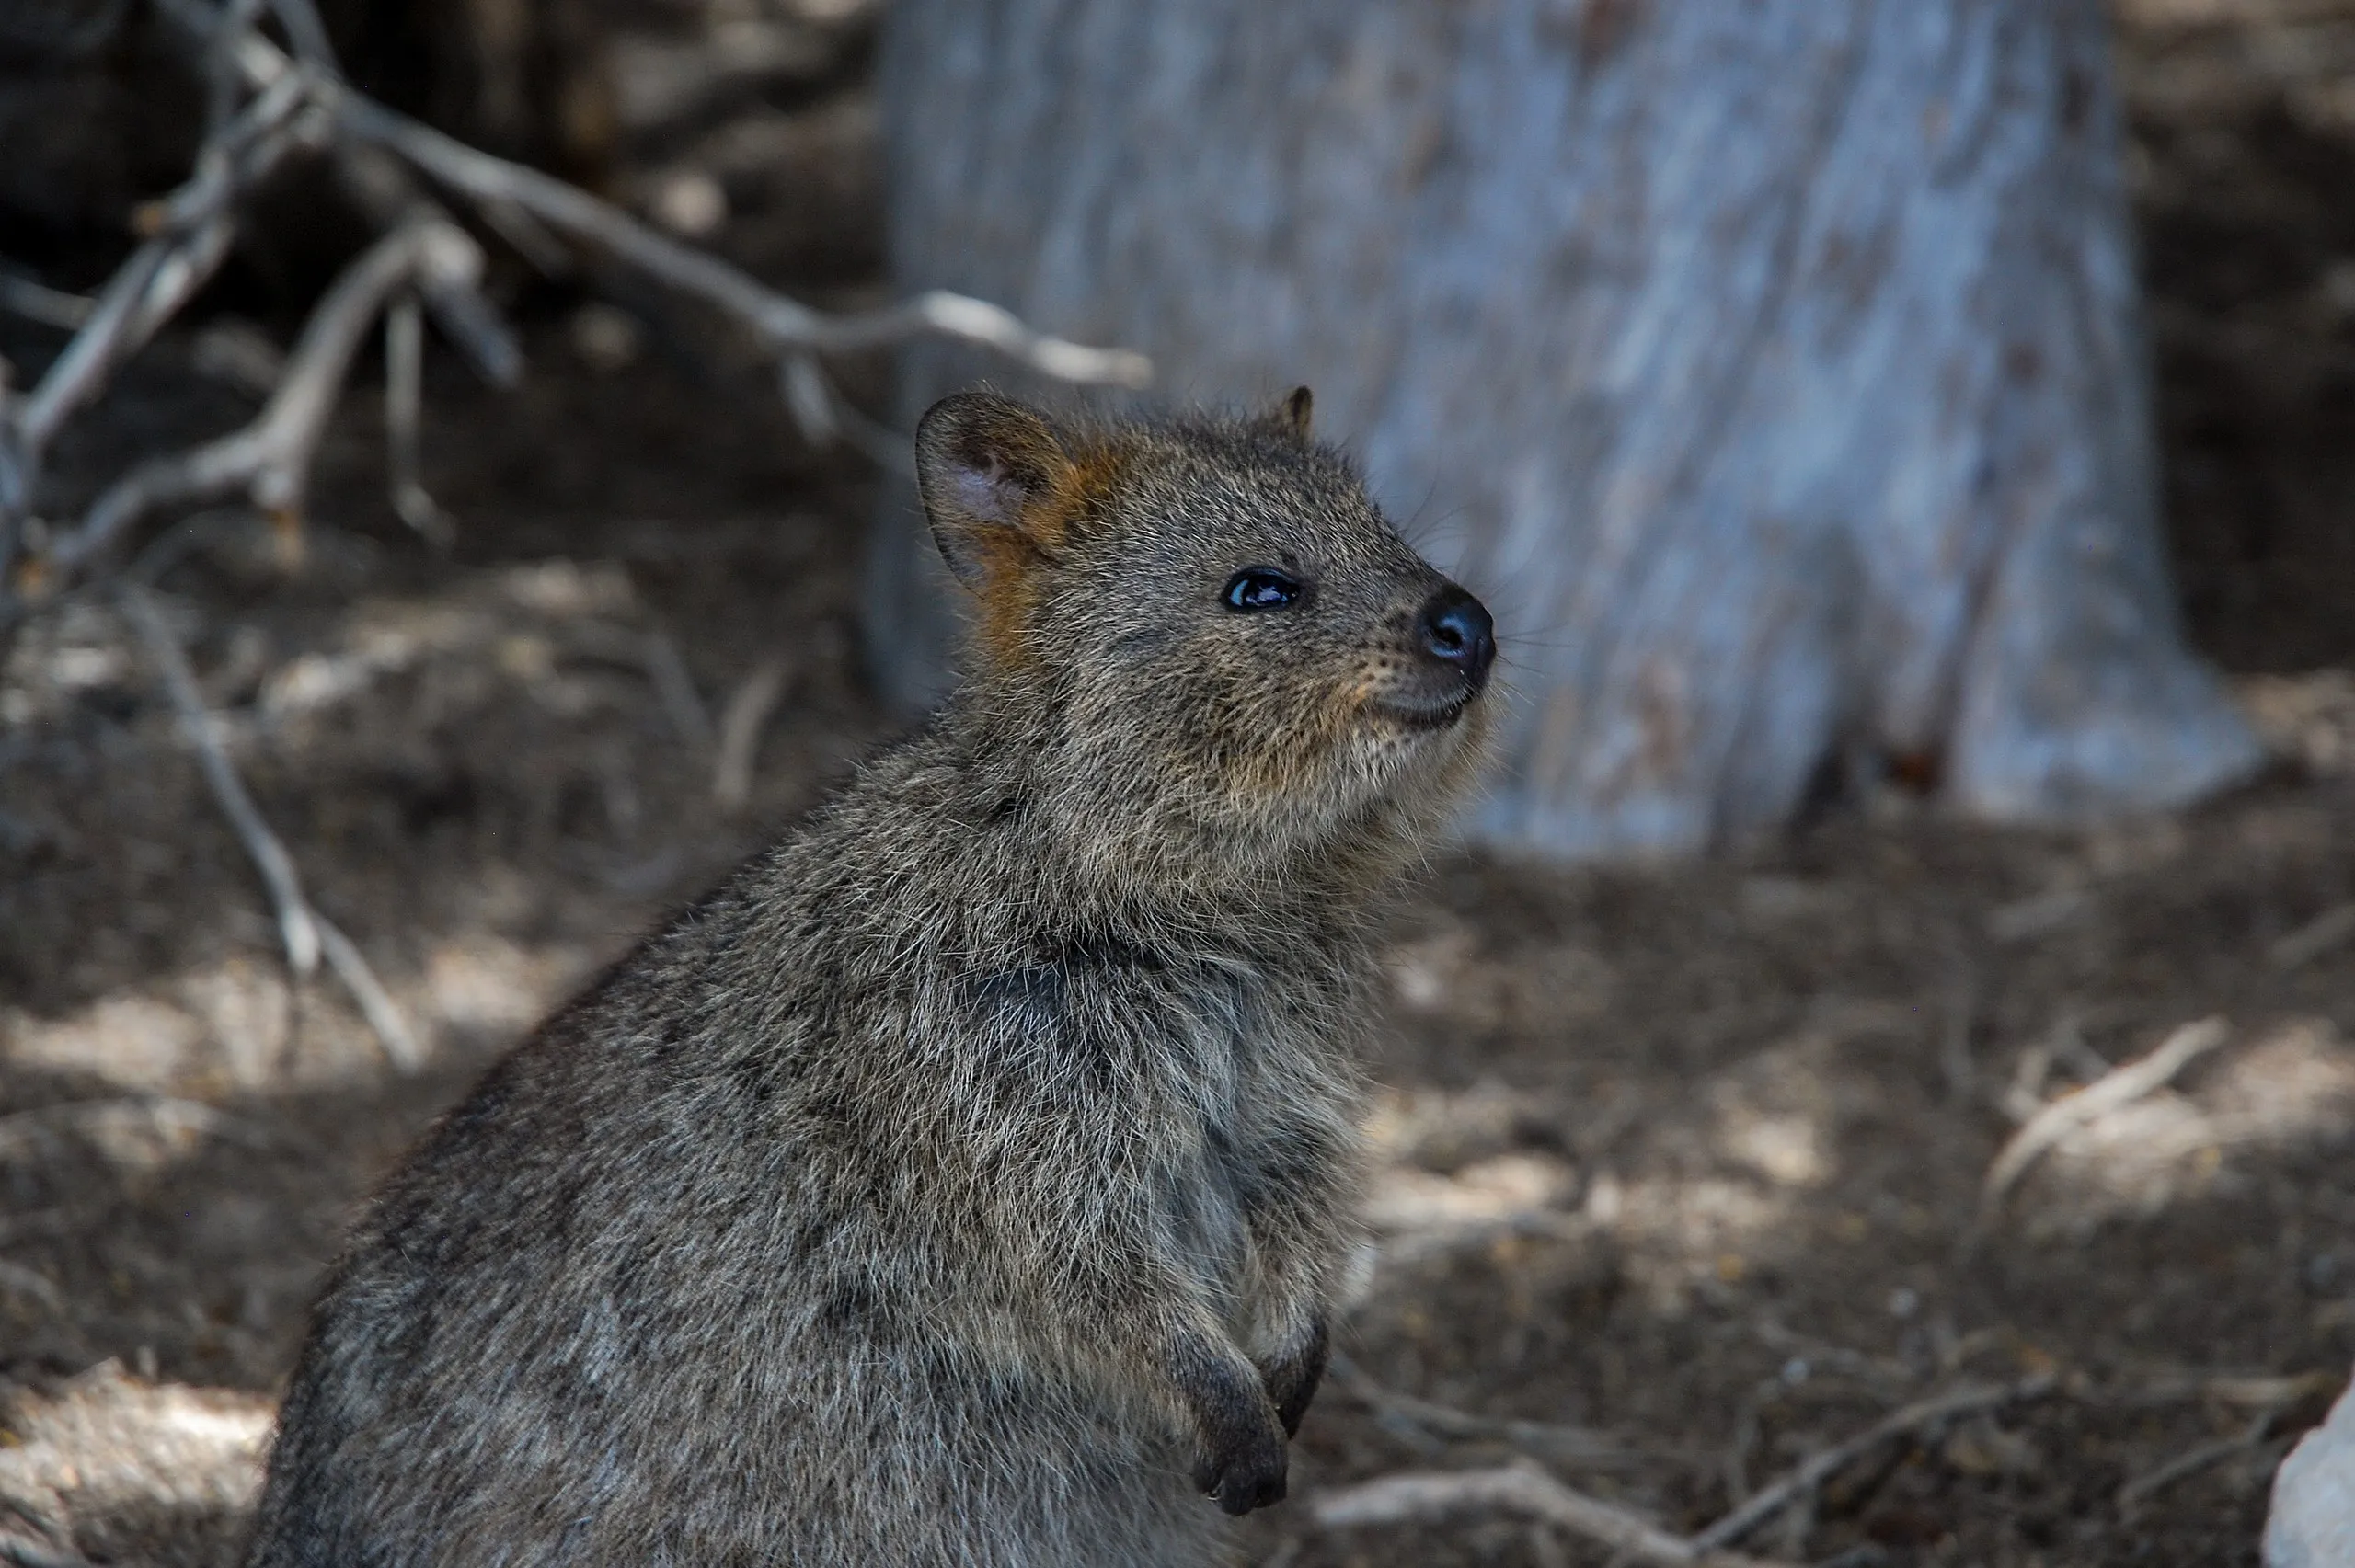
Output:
top-left (1418, 585), bottom-right (1495, 684)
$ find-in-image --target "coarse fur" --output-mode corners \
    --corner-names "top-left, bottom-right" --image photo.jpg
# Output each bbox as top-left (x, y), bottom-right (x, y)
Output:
top-left (243, 389), bottom-right (1496, 1567)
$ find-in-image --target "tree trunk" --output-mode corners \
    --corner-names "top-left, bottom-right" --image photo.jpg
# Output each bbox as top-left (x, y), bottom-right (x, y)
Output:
top-left (867, 0), bottom-right (2261, 857)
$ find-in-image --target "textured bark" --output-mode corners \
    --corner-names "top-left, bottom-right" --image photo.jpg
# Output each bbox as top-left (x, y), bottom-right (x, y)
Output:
top-left (870, 0), bottom-right (2261, 857)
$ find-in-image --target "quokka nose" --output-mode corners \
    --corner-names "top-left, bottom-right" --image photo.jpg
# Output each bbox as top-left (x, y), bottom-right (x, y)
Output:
top-left (1418, 585), bottom-right (1496, 685)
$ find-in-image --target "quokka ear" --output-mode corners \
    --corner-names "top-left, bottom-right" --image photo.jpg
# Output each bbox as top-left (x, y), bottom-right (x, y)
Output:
top-left (1273, 386), bottom-right (1313, 441)
top-left (913, 393), bottom-right (1075, 589)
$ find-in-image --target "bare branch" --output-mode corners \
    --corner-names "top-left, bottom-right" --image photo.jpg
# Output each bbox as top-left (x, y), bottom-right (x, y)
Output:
top-left (2269, 902), bottom-right (2355, 972)
top-left (642, 629), bottom-right (715, 751)
top-left (14, 68), bottom-right (317, 467)
top-left (316, 910), bottom-right (423, 1071)
top-left (1321, 1376), bottom-right (2060, 1564)
top-left (57, 219), bottom-right (484, 577)
top-left (330, 143), bottom-right (522, 387)
top-left (326, 91), bottom-right (1151, 387)
top-left (0, 274), bottom-right (96, 330)
top-left (203, 0), bottom-right (269, 133)
top-left (715, 653), bottom-right (794, 811)
top-left (2117, 1411), bottom-right (2278, 1515)
top-left (1691, 1375), bottom-right (2057, 1551)
top-left (1327, 1353), bottom-right (1636, 1467)
top-left (1975, 1017), bottom-right (2231, 1223)
top-left (121, 584), bottom-right (420, 1071)
top-left (10, 0), bottom-right (1143, 608)
top-left (383, 292), bottom-right (452, 544)
top-left (1314, 1462), bottom-right (1796, 1568)
top-left (264, 0), bottom-right (335, 71)
top-left (17, 245), bottom-right (170, 466)
top-left (121, 583), bottom-right (319, 978)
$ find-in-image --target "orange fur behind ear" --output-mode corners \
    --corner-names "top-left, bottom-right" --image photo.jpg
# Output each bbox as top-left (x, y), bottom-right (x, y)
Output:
top-left (968, 442), bottom-right (1129, 674)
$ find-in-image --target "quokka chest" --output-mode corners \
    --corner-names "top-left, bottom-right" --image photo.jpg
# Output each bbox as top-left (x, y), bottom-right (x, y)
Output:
top-left (965, 939), bottom-right (1356, 1269)
top-left (967, 937), bottom-right (1345, 1114)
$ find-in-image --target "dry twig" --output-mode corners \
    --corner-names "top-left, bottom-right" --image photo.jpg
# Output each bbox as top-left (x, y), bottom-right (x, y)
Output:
top-left (1690, 1375), bottom-right (2057, 1551)
top-left (1327, 1352), bottom-right (1635, 1467)
top-left (2116, 1411), bottom-right (2278, 1514)
top-left (715, 652), bottom-right (795, 811)
top-left (1313, 1462), bottom-right (1795, 1568)
top-left (1975, 1016), bottom-right (2230, 1224)
top-left (121, 584), bottom-right (420, 1070)
top-left (0, 1095), bottom-right (272, 1160)
top-left (1315, 1374), bottom-right (2059, 1564)
top-left (2269, 902), bottom-right (2355, 972)
top-left (0, 275), bottom-right (96, 331)
top-left (382, 292), bottom-right (449, 544)
top-left (121, 584), bottom-right (318, 977)
top-left (63, 220), bottom-right (485, 577)
top-left (0, 1263), bottom-right (66, 1314)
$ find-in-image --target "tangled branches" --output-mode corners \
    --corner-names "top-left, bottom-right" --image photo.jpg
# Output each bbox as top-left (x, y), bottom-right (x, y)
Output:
top-left (0, 0), bottom-right (1150, 627)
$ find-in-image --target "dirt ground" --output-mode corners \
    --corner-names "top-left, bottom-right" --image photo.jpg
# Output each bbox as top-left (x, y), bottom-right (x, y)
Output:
top-left (6, 3), bottom-right (2355, 1565)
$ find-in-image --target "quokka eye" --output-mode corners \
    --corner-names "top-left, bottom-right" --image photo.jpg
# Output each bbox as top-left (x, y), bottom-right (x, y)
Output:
top-left (1223, 567), bottom-right (1303, 612)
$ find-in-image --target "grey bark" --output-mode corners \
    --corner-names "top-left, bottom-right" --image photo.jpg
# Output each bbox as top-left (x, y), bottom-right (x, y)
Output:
top-left (869, 0), bottom-right (2260, 858)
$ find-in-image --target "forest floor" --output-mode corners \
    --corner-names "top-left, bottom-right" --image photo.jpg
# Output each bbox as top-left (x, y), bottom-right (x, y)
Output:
top-left (6, 2), bottom-right (2355, 1565)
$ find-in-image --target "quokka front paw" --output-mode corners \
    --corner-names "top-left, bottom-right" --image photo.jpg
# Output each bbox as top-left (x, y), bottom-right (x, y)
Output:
top-left (1259, 1318), bottom-right (1329, 1438)
top-left (1192, 1423), bottom-right (1289, 1516)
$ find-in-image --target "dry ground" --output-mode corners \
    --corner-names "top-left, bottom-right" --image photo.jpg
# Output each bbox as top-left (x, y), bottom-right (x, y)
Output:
top-left (6, 2), bottom-right (2355, 1565)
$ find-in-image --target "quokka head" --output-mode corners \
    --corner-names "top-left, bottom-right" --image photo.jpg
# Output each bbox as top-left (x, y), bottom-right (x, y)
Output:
top-left (914, 387), bottom-right (1497, 887)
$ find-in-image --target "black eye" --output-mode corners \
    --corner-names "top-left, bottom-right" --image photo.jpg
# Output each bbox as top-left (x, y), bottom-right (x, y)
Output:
top-left (1223, 567), bottom-right (1303, 612)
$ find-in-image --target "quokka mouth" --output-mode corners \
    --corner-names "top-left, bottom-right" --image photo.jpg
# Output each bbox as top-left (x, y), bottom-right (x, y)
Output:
top-left (1369, 691), bottom-right (1476, 730)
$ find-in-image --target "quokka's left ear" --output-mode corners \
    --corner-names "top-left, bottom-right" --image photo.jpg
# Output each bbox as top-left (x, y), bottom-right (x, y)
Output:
top-left (913, 392), bottom-right (1077, 590)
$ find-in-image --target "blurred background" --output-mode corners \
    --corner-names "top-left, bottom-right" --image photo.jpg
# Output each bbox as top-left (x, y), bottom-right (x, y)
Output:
top-left (4, 1), bottom-right (2355, 1562)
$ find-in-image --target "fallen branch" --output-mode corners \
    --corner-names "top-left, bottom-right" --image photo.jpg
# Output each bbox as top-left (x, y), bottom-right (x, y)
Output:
top-left (2269, 902), bottom-right (2355, 972)
top-left (121, 584), bottom-right (317, 977)
top-left (641, 629), bottom-right (715, 752)
top-left (0, 1263), bottom-right (67, 1315)
top-left (1690, 1375), bottom-right (2057, 1552)
top-left (1313, 1462), bottom-right (1795, 1568)
top-left (1975, 1017), bottom-right (2230, 1223)
top-left (14, 63), bottom-right (316, 470)
top-left (327, 90), bottom-right (1151, 387)
top-left (2116, 1411), bottom-right (2277, 1514)
top-left (1315, 1374), bottom-right (2059, 1565)
top-left (316, 910), bottom-right (423, 1070)
top-left (1327, 1352), bottom-right (1636, 1466)
top-left (382, 292), bottom-right (450, 544)
top-left (0, 274), bottom-right (96, 330)
top-left (121, 583), bottom-right (421, 1071)
top-left (0, 1094), bottom-right (273, 1158)
top-left (715, 652), bottom-right (795, 811)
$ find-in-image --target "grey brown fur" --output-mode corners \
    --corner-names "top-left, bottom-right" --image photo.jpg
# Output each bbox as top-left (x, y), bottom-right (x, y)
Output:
top-left (244, 389), bottom-right (1496, 1566)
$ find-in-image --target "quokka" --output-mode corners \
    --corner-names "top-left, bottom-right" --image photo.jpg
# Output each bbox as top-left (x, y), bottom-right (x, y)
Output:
top-left (245, 387), bottom-right (1497, 1566)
